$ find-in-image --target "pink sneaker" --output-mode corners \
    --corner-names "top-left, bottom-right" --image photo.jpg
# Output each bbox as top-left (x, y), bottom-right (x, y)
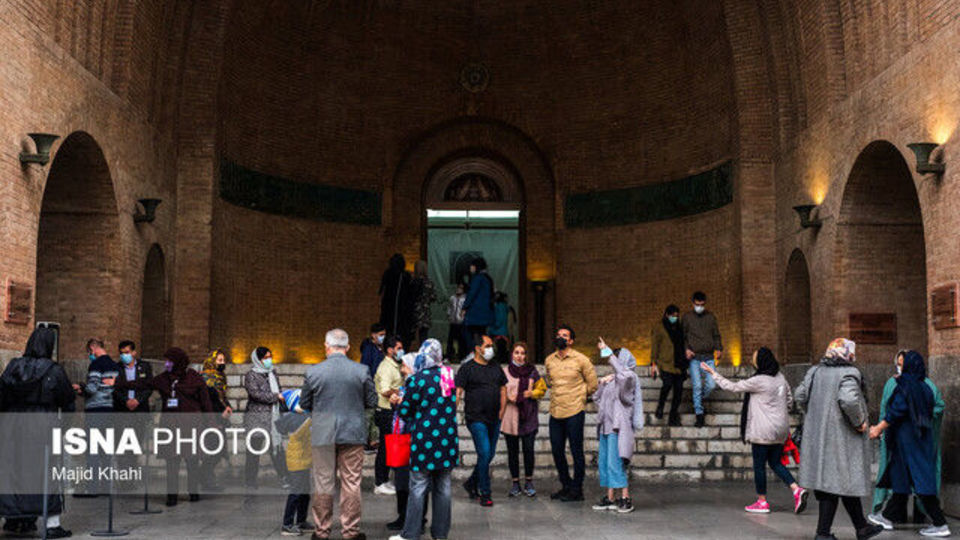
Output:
top-left (793, 487), bottom-right (809, 514)
top-left (745, 499), bottom-right (771, 513)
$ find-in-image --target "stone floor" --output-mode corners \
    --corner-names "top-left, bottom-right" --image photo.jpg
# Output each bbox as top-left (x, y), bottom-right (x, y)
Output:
top-left (49, 481), bottom-right (956, 539)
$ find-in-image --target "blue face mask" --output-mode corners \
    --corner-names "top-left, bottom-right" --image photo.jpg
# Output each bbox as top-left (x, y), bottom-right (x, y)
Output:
top-left (396, 349), bottom-right (404, 359)
top-left (88, 353), bottom-right (96, 362)
top-left (668, 315), bottom-right (679, 324)
top-left (120, 353), bottom-right (134, 365)
top-left (263, 358), bottom-right (273, 369)
top-left (600, 347), bottom-right (613, 358)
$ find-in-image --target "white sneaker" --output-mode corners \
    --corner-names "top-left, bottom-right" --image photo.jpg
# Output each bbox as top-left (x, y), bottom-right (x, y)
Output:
top-left (375, 483), bottom-right (397, 496)
top-left (919, 525), bottom-right (951, 537)
top-left (867, 513), bottom-right (893, 530)
top-left (388, 536), bottom-right (411, 540)
top-left (385, 480), bottom-right (396, 491)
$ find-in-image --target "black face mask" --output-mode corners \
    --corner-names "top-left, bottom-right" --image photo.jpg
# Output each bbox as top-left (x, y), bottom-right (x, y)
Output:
top-left (554, 336), bottom-right (568, 350)
top-left (216, 364), bottom-right (226, 373)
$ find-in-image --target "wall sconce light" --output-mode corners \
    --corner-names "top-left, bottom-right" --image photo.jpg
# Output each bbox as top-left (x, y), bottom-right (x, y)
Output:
top-left (133, 198), bottom-right (162, 223)
top-left (907, 142), bottom-right (945, 175)
top-left (19, 133), bottom-right (60, 166)
top-left (793, 204), bottom-right (822, 229)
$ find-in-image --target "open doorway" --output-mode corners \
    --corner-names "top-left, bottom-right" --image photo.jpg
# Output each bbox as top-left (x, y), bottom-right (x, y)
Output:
top-left (426, 209), bottom-right (520, 360)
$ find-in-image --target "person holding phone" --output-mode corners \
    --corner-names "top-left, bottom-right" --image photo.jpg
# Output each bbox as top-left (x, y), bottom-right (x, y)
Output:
top-left (72, 338), bottom-right (120, 497)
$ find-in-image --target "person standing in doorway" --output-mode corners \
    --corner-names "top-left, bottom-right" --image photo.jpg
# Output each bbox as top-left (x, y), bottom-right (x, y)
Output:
top-left (545, 324), bottom-right (598, 502)
top-left (456, 335), bottom-right (507, 507)
top-left (462, 257), bottom-right (495, 352)
top-left (650, 304), bottom-right (686, 426)
top-left (446, 283), bottom-right (467, 361)
top-left (299, 328), bottom-right (377, 540)
top-left (410, 260), bottom-right (437, 346)
top-left (682, 291), bottom-right (722, 427)
top-left (380, 254), bottom-right (414, 344)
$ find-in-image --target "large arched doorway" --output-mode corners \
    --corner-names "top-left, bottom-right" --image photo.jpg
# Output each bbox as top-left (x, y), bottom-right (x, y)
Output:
top-left (835, 140), bottom-right (927, 362)
top-left (140, 244), bottom-right (167, 358)
top-left (35, 132), bottom-right (121, 360)
top-left (781, 249), bottom-right (812, 364)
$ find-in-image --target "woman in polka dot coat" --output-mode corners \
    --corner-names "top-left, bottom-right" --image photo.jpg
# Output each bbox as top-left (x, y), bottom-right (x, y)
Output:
top-left (391, 339), bottom-right (458, 540)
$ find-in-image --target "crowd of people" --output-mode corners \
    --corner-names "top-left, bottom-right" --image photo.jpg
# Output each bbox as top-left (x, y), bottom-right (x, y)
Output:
top-left (0, 257), bottom-right (951, 539)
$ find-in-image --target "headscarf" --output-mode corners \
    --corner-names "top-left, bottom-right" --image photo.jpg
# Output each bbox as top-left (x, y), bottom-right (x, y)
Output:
top-left (824, 338), bottom-right (856, 364)
top-left (507, 347), bottom-right (539, 407)
top-left (250, 347), bottom-right (274, 373)
top-left (895, 350), bottom-right (934, 438)
top-left (250, 347), bottom-right (281, 447)
top-left (23, 327), bottom-right (56, 360)
top-left (740, 347), bottom-right (780, 442)
top-left (662, 307), bottom-right (685, 367)
top-left (4, 327), bottom-right (58, 387)
top-left (413, 339), bottom-right (454, 398)
top-left (606, 347), bottom-right (644, 431)
top-left (201, 349), bottom-right (228, 401)
top-left (164, 347), bottom-right (190, 376)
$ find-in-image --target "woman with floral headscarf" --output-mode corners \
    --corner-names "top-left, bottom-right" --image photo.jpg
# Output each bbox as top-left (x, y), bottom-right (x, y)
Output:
top-left (794, 338), bottom-right (883, 540)
top-left (867, 351), bottom-right (950, 537)
top-left (199, 349), bottom-right (233, 491)
top-left (389, 339), bottom-right (458, 540)
top-left (243, 346), bottom-right (287, 489)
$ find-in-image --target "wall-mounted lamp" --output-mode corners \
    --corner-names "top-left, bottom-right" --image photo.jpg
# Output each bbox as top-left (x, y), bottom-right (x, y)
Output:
top-left (19, 133), bottom-right (60, 166)
top-left (907, 142), bottom-right (945, 175)
top-left (133, 198), bottom-right (162, 223)
top-left (793, 204), bottom-right (822, 229)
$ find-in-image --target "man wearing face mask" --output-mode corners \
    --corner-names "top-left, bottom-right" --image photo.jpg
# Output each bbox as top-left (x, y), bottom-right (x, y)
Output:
top-left (544, 324), bottom-right (598, 502)
top-left (71, 338), bottom-right (120, 497)
top-left (373, 336), bottom-right (405, 496)
top-left (456, 335), bottom-right (507, 507)
top-left (682, 291), bottom-right (723, 428)
top-left (113, 340), bottom-right (153, 413)
top-left (361, 324), bottom-right (388, 456)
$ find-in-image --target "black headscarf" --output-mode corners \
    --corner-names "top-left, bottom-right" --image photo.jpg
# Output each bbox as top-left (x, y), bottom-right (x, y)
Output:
top-left (6, 327), bottom-right (57, 383)
top-left (24, 327), bottom-right (56, 360)
top-left (895, 350), bottom-right (934, 438)
top-left (740, 347), bottom-right (780, 442)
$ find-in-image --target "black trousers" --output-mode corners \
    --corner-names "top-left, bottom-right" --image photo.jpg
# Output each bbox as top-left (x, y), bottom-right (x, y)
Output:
top-left (657, 371), bottom-right (684, 415)
top-left (374, 408), bottom-right (395, 485)
top-left (505, 433), bottom-right (536, 480)
top-left (814, 490), bottom-right (868, 536)
top-left (549, 412), bottom-right (585, 493)
top-left (446, 323), bottom-right (467, 360)
top-left (244, 445), bottom-right (287, 488)
top-left (883, 492), bottom-right (947, 527)
top-left (165, 456), bottom-right (200, 496)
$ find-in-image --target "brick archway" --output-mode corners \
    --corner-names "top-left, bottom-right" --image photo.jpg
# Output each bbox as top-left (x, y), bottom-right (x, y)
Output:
top-left (780, 249), bottom-right (812, 364)
top-left (834, 140), bottom-right (927, 362)
top-left (140, 243), bottom-right (167, 358)
top-left (35, 131), bottom-right (121, 360)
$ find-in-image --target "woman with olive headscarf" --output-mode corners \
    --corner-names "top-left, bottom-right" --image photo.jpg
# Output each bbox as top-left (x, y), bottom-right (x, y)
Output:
top-left (243, 346), bottom-right (287, 490)
top-left (702, 348), bottom-right (807, 515)
top-left (116, 347), bottom-right (214, 506)
top-left (867, 351), bottom-right (950, 537)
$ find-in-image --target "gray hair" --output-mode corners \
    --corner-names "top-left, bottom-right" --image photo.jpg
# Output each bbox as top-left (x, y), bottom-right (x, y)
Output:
top-left (325, 328), bottom-right (349, 349)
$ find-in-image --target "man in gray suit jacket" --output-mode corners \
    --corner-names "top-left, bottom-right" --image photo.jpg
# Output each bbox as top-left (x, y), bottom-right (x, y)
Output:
top-left (300, 328), bottom-right (377, 540)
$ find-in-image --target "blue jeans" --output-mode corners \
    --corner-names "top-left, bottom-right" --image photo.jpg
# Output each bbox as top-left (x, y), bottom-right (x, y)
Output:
top-left (402, 469), bottom-right (451, 540)
top-left (688, 355), bottom-right (716, 415)
top-left (597, 432), bottom-right (628, 489)
top-left (467, 421), bottom-right (500, 496)
top-left (751, 443), bottom-right (795, 495)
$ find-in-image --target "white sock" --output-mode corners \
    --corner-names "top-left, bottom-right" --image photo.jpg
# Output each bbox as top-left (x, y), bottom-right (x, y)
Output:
top-left (45, 515), bottom-right (60, 529)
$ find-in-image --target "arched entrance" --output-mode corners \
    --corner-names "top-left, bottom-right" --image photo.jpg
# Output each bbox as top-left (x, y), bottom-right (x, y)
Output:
top-left (835, 140), bottom-right (927, 362)
top-left (781, 249), bottom-right (812, 364)
top-left (35, 132), bottom-right (120, 360)
top-left (140, 244), bottom-right (167, 358)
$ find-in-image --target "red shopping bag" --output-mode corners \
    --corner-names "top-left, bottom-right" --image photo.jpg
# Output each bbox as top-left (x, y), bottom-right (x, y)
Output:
top-left (385, 415), bottom-right (411, 468)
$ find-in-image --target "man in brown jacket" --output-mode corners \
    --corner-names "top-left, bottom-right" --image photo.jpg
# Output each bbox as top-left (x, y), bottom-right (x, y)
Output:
top-left (544, 324), bottom-right (598, 502)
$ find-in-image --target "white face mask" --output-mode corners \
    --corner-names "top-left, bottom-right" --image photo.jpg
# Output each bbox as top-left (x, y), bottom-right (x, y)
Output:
top-left (483, 347), bottom-right (495, 361)
top-left (694, 305), bottom-right (705, 314)
top-left (896, 363), bottom-right (902, 375)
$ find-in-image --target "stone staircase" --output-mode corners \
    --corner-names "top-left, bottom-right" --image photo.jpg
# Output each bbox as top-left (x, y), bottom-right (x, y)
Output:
top-left (220, 363), bottom-right (801, 484)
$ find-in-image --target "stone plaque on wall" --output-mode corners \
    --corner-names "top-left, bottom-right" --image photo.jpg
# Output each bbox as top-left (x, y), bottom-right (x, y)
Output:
top-left (848, 313), bottom-right (897, 344)
top-left (5, 280), bottom-right (33, 325)
top-left (931, 283), bottom-right (959, 330)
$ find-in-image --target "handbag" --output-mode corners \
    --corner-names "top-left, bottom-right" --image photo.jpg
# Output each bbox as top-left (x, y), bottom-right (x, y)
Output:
top-left (385, 414), bottom-right (411, 468)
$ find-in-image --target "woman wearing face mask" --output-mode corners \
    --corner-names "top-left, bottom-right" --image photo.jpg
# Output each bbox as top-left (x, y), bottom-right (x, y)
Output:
top-left (650, 305), bottom-right (686, 426)
top-left (243, 346), bottom-right (288, 490)
top-left (199, 349), bottom-right (233, 491)
top-left (455, 335), bottom-right (507, 507)
top-left (115, 347), bottom-right (214, 506)
top-left (867, 351), bottom-right (948, 537)
top-left (501, 342), bottom-right (546, 498)
top-left (701, 348), bottom-right (807, 514)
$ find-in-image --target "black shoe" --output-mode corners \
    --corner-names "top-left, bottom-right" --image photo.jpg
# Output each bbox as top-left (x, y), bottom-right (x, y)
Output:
top-left (814, 536), bottom-right (838, 540)
top-left (344, 534), bottom-right (366, 540)
top-left (3, 519), bottom-right (18, 533)
top-left (617, 497), bottom-right (635, 514)
top-left (856, 524), bottom-right (884, 540)
top-left (479, 495), bottom-right (493, 507)
top-left (166, 494), bottom-right (178, 506)
top-left (189, 493), bottom-right (200, 502)
top-left (668, 413), bottom-right (682, 426)
top-left (18, 519), bottom-right (38, 535)
top-left (695, 414), bottom-right (705, 428)
top-left (462, 478), bottom-right (479, 500)
top-left (45, 526), bottom-right (72, 538)
top-left (386, 518), bottom-right (404, 531)
top-left (654, 406), bottom-right (664, 420)
top-left (560, 490), bottom-right (584, 502)
top-left (71, 492), bottom-right (99, 498)
top-left (550, 487), bottom-right (569, 500)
